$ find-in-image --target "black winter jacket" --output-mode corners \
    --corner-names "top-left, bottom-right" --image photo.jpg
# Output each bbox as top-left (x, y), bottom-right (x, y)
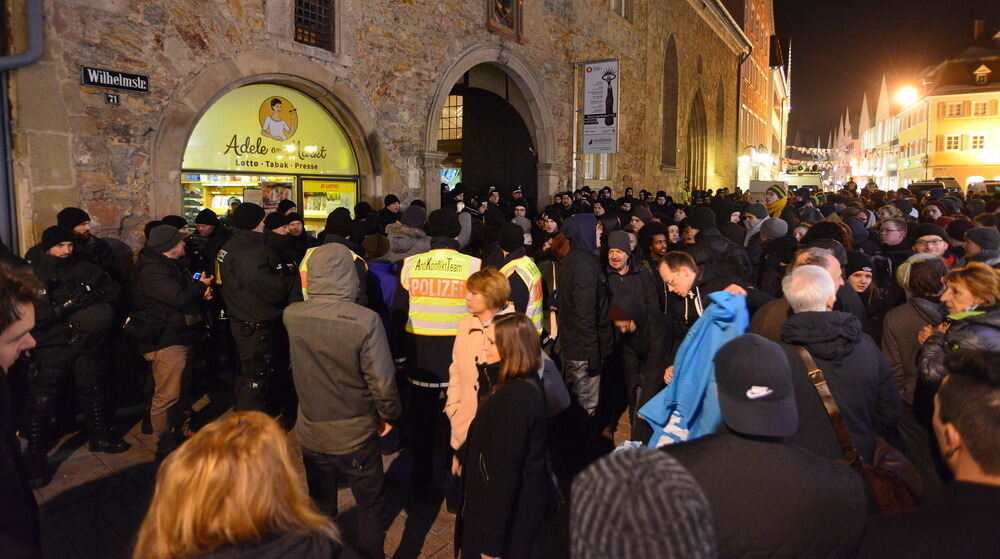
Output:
top-left (780, 311), bottom-right (902, 464)
top-left (918, 306), bottom-right (1000, 391)
top-left (0, 368), bottom-right (41, 558)
top-left (30, 254), bottom-right (118, 349)
top-left (194, 531), bottom-right (355, 559)
top-left (132, 249), bottom-right (208, 352)
top-left (217, 228), bottom-right (298, 322)
top-left (665, 432), bottom-right (866, 559)
top-left (557, 215), bottom-right (613, 368)
top-left (461, 375), bottom-right (547, 559)
top-left (682, 228), bottom-right (751, 285)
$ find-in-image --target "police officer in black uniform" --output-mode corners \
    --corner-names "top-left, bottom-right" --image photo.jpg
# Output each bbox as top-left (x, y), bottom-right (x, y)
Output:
top-left (23, 226), bottom-right (129, 487)
top-left (216, 203), bottom-right (299, 413)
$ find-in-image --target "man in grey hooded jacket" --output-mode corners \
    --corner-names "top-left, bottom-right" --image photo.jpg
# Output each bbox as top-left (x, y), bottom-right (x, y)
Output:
top-left (284, 243), bottom-right (401, 559)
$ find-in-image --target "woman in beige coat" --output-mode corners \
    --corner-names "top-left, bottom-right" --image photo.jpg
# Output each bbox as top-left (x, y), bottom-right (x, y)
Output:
top-left (446, 268), bottom-right (513, 477)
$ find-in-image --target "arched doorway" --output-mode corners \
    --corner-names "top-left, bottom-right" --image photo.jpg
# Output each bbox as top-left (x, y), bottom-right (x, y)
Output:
top-left (687, 91), bottom-right (708, 188)
top-left (435, 64), bottom-right (537, 205)
top-left (424, 43), bottom-right (557, 210)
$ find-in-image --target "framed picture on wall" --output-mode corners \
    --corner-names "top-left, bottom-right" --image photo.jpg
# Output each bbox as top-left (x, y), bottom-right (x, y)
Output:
top-left (486, 0), bottom-right (524, 43)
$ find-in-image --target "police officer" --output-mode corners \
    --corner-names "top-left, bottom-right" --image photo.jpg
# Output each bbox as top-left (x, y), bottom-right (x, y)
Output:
top-left (391, 209), bottom-right (481, 500)
top-left (216, 203), bottom-right (299, 414)
top-left (23, 226), bottom-right (129, 487)
top-left (496, 223), bottom-right (544, 333)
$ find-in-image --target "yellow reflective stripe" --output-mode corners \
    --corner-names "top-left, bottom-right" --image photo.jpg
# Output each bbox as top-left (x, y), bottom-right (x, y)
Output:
top-left (501, 257), bottom-right (544, 332)
top-left (299, 246), bottom-right (321, 300)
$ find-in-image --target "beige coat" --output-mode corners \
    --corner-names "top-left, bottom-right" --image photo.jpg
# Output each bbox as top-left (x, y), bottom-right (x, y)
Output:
top-left (445, 306), bottom-right (513, 450)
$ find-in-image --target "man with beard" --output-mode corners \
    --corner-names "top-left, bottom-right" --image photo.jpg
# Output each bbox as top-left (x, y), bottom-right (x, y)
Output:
top-left (22, 226), bottom-right (129, 488)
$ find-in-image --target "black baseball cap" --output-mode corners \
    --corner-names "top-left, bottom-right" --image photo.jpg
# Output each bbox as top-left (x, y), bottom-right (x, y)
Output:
top-left (713, 334), bottom-right (798, 437)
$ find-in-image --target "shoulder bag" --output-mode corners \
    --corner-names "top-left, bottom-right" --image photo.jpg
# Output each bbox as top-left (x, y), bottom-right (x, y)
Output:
top-left (794, 346), bottom-right (920, 513)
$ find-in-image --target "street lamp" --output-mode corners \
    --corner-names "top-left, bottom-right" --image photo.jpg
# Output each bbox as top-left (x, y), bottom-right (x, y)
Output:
top-left (895, 86), bottom-right (919, 108)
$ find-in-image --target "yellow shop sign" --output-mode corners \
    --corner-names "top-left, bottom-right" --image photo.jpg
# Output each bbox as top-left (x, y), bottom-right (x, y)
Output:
top-left (182, 84), bottom-right (359, 176)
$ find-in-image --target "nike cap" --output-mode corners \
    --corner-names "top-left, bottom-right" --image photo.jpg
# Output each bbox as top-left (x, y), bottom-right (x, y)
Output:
top-left (713, 334), bottom-right (798, 438)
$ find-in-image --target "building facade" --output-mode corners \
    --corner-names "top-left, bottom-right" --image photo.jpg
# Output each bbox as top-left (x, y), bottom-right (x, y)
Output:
top-left (897, 31), bottom-right (1000, 188)
top-left (723, 0), bottom-right (788, 190)
top-left (4, 0), bottom-right (749, 251)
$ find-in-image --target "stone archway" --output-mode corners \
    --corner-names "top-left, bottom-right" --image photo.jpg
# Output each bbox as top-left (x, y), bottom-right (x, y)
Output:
top-left (422, 42), bottom-right (560, 210)
top-left (148, 52), bottom-right (379, 221)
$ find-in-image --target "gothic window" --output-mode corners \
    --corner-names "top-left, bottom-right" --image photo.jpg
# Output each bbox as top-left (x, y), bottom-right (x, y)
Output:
top-left (661, 35), bottom-right (679, 167)
top-left (715, 80), bottom-right (726, 167)
top-left (610, 0), bottom-right (632, 21)
top-left (294, 0), bottom-right (334, 51)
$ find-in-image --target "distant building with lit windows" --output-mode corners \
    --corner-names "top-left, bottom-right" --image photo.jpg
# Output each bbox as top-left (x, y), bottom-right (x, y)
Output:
top-left (897, 22), bottom-right (1000, 189)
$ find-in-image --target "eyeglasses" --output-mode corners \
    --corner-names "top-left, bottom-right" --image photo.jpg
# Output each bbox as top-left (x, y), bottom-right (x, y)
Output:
top-left (914, 238), bottom-right (945, 247)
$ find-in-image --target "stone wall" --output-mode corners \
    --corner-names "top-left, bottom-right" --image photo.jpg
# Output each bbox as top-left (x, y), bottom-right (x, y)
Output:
top-left (7, 0), bottom-right (744, 251)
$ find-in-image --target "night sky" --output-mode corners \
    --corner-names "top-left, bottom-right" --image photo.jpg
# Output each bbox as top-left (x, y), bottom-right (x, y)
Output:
top-left (774, 0), bottom-right (1000, 147)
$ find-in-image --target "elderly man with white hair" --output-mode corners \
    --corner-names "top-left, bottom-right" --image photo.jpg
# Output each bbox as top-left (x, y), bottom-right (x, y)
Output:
top-left (778, 265), bottom-right (903, 466)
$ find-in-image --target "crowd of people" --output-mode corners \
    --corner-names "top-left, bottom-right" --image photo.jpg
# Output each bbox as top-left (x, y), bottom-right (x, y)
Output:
top-left (0, 177), bottom-right (998, 558)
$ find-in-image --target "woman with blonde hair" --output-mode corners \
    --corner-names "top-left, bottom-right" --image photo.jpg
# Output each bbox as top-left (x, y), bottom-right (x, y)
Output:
top-left (133, 412), bottom-right (349, 559)
top-left (458, 313), bottom-right (549, 559)
top-left (918, 262), bottom-right (1000, 394)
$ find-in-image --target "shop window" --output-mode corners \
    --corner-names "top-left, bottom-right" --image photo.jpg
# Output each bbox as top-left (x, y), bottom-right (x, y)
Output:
top-left (438, 95), bottom-right (464, 141)
top-left (295, 0), bottom-right (334, 51)
top-left (945, 103), bottom-right (963, 117)
top-left (945, 135), bottom-right (960, 151)
top-left (972, 101), bottom-right (988, 117)
top-left (971, 135), bottom-right (985, 150)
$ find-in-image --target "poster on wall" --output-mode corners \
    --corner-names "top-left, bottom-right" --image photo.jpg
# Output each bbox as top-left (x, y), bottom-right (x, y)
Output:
top-left (582, 59), bottom-right (619, 154)
top-left (262, 182), bottom-right (293, 211)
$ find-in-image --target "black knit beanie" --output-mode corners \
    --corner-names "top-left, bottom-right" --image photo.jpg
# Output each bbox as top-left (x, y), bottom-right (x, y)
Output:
top-left (264, 212), bottom-right (289, 231)
top-left (426, 209), bottom-right (461, 238)
top-left (323, 207), bottom-right (354, 237)
top-left (498, 223), bottom-right (524, 252)
top-left (56, 207), bottom-right (90, 230)
top-left (687, 207), bottom-right (716, 231)
top-left (231, 202), bottom-right (266, 231)
top-left (276, 199), bottom-right (297, 214)
top-left (161, 215), bottom-right (188, 230)
top-left (195, 208), bottom-right (220, 226)
top-left (41, 226), bottom-right (76, 252)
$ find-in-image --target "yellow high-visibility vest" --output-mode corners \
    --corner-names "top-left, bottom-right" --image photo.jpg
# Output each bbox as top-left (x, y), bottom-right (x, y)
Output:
top-left (299, 245), bottom-right (368, 300)
top-left (400, 249), bottom-right (481, 336)
top-left (500, 256), bottom-right (544, 333)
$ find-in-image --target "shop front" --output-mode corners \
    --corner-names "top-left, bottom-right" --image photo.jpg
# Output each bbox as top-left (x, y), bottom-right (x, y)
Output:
top-left (181, 84), bottom-right (359, 231)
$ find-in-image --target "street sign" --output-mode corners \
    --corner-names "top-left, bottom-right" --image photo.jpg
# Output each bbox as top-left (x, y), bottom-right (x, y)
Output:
top-left (81, 67), bottom-right (149, 93)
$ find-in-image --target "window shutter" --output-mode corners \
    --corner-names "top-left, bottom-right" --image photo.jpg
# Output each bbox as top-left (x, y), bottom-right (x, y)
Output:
top-left (935, 135), bottom-right (944, 152)
top-left (937, 102), bottom-right (946, 117)
top-left (961, 134), bottom-right (969, 151)
top-left (962, 101), bottom-right (971, 116)
top-left (990, 99), bottom-right (999, 116)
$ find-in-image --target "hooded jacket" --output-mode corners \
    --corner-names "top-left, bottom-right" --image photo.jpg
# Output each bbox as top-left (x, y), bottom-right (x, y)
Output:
top-left (557, 214), bottom-right (613, 367)
top-left (383, 222), bottom-right (431, 263)
top-left (613, 291), bottom-right (673, 443)
top-left (780, 311), bottom-right (901, 464)
top-left (283, 244), bottom-right (401, 455)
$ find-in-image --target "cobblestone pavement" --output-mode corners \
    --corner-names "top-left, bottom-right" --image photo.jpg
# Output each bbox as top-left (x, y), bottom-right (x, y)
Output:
top-left (33, 397), bottom-right (459, 559)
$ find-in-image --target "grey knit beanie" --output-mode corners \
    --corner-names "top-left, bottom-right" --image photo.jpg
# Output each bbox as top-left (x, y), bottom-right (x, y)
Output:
top-left (760, 217), bottom-right (788, 240)
top-left (571, 449), bottom-right (716, 559)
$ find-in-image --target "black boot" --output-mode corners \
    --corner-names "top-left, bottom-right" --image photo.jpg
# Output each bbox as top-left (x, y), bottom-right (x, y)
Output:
top-left (22, 408), bottom-right (52, 489)
top-left (84, 404), bottom-right (130, 454)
